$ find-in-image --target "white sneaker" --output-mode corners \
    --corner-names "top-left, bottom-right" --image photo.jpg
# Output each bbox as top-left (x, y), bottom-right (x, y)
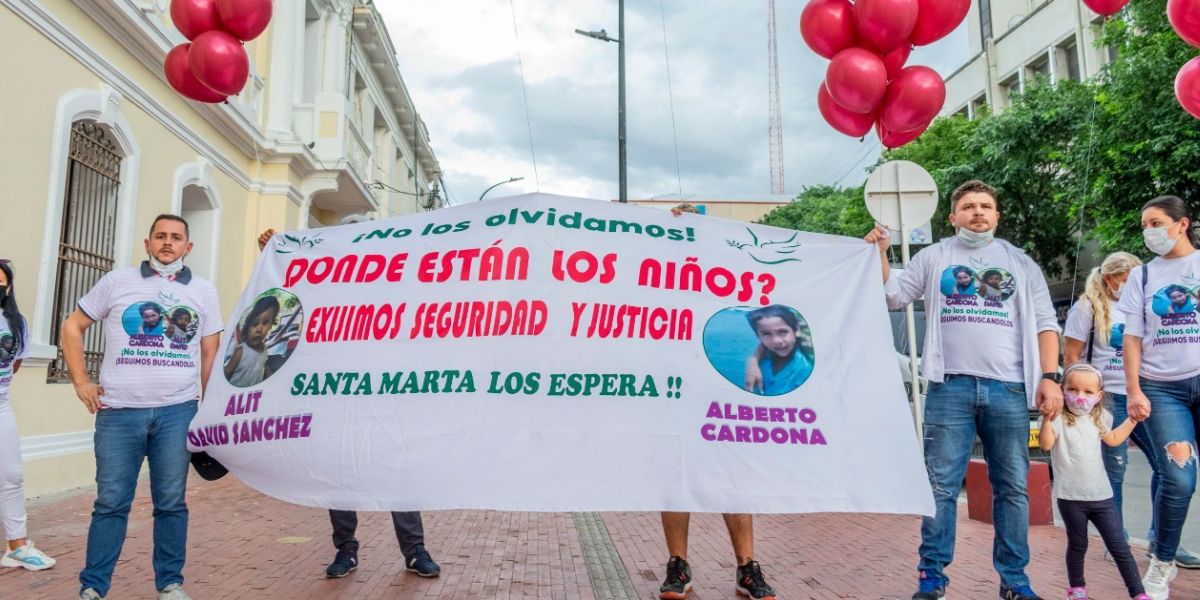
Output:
top-left (157, 583), bottom-right (192, 600)
top-left (0, 540), bottom-right (56, 570)
top-left (78, 589), bottom-right (102, 600)
top-left (1143, 557), bottom-right (1177, 600)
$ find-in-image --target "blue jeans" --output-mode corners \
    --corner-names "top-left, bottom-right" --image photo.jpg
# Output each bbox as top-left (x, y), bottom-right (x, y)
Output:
top-left (79, 401), bottom-right (196, 596)
top-left (1140, 375), bottom-right (1200, 562)
top-left (1103, 392), bottom-right (1159, 537)
top-left (918, 375), bottom-right (1031, 588)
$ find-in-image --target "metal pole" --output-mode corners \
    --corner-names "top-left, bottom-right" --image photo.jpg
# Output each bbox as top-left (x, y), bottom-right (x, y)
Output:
top-left (478, 177), bottom-right (525, 202)
top-left (900, 204), bottom-right (923, 449)
top-left (618, 0), bottom-right (627, 203)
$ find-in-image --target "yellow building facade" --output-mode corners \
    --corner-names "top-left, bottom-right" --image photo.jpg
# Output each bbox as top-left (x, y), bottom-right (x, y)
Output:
top-left (2, 0), bottom-right (441, 497)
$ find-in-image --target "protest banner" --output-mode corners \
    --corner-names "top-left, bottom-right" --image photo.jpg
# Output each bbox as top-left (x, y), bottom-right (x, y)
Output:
top-left (188, 193), bottom-right (933, 515)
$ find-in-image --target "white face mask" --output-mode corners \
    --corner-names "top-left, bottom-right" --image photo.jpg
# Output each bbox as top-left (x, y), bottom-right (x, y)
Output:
top-left (1144, 226), bottom-right (1179, 256)
top-left (956, 227), bottom-right (994, 248)
top-left (148, 254), bottom-right (184, 277)
top-left (1110, 282), bottom-right (1124, 299)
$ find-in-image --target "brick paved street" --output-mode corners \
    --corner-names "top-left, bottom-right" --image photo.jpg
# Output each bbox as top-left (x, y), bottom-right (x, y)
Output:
top-left (3, 473), bottom-right (1197, 599)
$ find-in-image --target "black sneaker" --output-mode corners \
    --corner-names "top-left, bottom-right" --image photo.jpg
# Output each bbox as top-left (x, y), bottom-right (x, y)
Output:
top-left (659, 556), bottom-right (694, 599)
top-left (406, 548), bottom-right (441, 577)
top-left (913, 570), bottom-right (946, 600)
top-left (1000, 585), bottom-right (1044, 600)
top-left (325, 549), bottom-right (358, 578)
top-left (735, 561), bottom-right (777, 600)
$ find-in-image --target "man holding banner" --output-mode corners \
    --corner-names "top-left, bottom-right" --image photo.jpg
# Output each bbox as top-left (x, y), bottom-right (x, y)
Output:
top-left (63, 215), bottom-right (223, 600)
top-left (256, 228), bottom-right (441, 582)
top-left (866, 180), bottom-right (1062, 600)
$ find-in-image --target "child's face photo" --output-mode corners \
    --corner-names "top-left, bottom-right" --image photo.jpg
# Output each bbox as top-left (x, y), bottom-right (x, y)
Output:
top-left (755, 316), bottom-right (797, 359)
top-left (247, 309), bottom-right (277, 349)
top-left (1064, 371), bottom-right (1102, 398)
top-left (1170, 288), bottom-right (1189, 307)
top-left (174, 312), bottom-right (191, 328)
top-left (955, 270), bottom-right (972, 287)
top-left (1, 337), bottom-right (13, 351)
top-left (984, 273), bottom-right (1002, 288)
top-left (141, 308), bottom-right (162, 330)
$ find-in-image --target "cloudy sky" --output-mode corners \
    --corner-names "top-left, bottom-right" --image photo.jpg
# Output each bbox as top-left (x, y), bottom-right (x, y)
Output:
top-left (375, 1), bottom-right (969, 206)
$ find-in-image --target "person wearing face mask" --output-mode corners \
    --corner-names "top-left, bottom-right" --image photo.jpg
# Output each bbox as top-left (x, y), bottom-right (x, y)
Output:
top-left (1038, 363), bottom-right (1150, 600)
top-left (1116, 194), bottom-right (1200, 600)
top-left (865, 180), bottom-right (1062, 600)
top-left (60, 215), bottom-right (223, 600)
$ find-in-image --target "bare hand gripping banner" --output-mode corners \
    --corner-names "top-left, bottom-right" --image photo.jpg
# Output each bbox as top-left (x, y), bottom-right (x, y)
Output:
top-left (188, 193), bottom-right (934, 515)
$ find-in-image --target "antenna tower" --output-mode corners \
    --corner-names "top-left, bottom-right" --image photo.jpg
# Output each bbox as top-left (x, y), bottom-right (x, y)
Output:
top-left (767, 0), bottom-right (785, 194)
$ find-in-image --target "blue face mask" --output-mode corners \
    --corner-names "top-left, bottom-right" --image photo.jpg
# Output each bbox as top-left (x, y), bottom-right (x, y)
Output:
top-left (956, 227), bottom-right (994, 248)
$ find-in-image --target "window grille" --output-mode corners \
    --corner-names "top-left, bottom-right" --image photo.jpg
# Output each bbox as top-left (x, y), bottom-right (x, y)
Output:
top-left (47, 121), bottom-right (120, 383)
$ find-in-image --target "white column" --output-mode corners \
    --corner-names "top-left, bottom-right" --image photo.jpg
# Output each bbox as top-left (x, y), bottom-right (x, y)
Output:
top-left (323, 3), bottom-right (351, 94)
top-left (264, 0), bottom-right (301, 139)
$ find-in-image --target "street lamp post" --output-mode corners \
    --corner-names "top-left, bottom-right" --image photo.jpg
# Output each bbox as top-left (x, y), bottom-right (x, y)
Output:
top-left (574, 0), bottom-right (626, 203)
top-left (478, 176), bottom-right (525, 202)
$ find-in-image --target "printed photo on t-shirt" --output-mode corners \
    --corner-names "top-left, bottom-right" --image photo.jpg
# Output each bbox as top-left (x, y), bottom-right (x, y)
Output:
top-left (940, 265), bottom-right (979, 298)
top-left (1110, 323), bottom-right (1125, 349)
top-left (702, 304), bottom-right (815, 396)
top-left (123, 301), bottom-right (166, 337)
top-left (1152, 284), bottom-right (1199, 320)
top-left (223, 288), bottom-right (304, 388)
top-left (975, 268), bottom-right (1016, 302)
top-left (0, 333), bottom-right (14, 369)
top-left (163, 306), bottom-right (200, 345)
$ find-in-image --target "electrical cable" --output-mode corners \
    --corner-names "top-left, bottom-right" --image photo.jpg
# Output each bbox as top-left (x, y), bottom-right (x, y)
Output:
top-left (509, 0), bottom-right (541, 192)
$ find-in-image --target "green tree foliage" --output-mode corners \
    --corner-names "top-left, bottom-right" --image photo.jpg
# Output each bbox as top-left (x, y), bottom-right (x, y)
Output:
top-left (1077, 0), bottom-right (1200, 255)
top-left (884, 80), bottom-right (1095, 276)
top-left (757, 184), bottom-right (873, 237)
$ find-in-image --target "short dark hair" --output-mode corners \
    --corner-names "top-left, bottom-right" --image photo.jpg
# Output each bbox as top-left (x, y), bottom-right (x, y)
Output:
top-left (1143, 195), bottom-right (1199, 247)
top-left (950, 180), bottom-right (998, 211)
top-left (150, 214), bottom-right (190, 239)
top-left (982, 269), bottom-right (1003, 281)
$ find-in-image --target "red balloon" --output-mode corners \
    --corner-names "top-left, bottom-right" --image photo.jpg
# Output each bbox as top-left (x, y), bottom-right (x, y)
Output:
top-left (826, 48), bottom-right (889, 114)
top-left (877, 119), bottom-right (931, 149)
top-left (1081, 0), bottom-right (1130, 17)
top-left (818, 84), bottom-right (876, 137)
top-left (879, 66), bottom-right (946, 133)
top-left (1176, 57), bottom-right (1200, 119)
top-left (800, 0), bottom-right (859, 59)
top-left (189, 30), bottom-right (249, 96)
top-left (170, 0), bottom-right (221, 41)
top-left (880, 43), bottom-right (911, 80)
top-left (216, 0), bottom-right (273, 42)
top-left (164, 44), bottom-right (227, 103)
top-left (911, 0), bottom-right (971, 46)
top-left (1169, 0), bottom-right (1200, 48)
top-left (853, 0), bottom-right (919, 53)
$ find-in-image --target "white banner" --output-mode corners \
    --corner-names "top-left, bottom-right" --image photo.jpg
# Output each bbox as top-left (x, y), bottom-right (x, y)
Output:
top-left (188, 193), bottom-right (933, 515)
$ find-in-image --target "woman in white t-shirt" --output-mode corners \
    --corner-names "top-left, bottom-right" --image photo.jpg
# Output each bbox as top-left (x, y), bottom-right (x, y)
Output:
top-left (1116, 194), bottom-right (1200, 599)
top-left (0, 261), bottom-right (55, 571)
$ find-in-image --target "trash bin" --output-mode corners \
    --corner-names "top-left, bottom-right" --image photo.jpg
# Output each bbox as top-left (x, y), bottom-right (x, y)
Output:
top-left (965, 458), bottom-right (1052, 526)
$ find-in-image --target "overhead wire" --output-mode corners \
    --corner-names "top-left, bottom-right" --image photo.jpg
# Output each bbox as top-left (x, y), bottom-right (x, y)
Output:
top-left (1068, 98), bottom-right (1101, 301)
top-left (509, 0), bottom-right (541, 192)
top-left (834, 140), bottom-right (882, 188)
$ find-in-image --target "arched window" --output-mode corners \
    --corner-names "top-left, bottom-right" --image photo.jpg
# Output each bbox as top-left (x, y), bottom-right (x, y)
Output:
top-left (47, 121), bottom-right (122, 382)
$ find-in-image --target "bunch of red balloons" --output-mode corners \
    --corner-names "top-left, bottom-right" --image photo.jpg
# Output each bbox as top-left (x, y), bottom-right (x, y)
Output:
top-left (1170, 0), bottom-right (1200, 119)
top-left (802, 0), bottom-right (968, 148)
top-left (164, 0), bottom-right (272, 103)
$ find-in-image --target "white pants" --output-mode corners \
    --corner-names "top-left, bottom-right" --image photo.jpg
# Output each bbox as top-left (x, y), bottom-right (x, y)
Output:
top-left (0, 395), bottom-right (26, 541)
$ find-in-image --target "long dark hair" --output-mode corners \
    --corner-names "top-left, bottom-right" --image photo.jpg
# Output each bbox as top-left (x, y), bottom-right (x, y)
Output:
top-left (0, 261), bottom-right (25, 354)
top-left (240, 295), bottom-right (280, 341)
top-left (1142, 195), bottom-right (1200, 247)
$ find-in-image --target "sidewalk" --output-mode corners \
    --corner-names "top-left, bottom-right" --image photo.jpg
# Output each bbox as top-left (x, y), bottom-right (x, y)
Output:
top-left (3, 473), bottom-right (1196, 599)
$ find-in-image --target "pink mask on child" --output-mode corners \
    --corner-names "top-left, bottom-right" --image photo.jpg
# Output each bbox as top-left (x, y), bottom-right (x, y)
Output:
top-left (1064, 392), bottom-right (1100, 416)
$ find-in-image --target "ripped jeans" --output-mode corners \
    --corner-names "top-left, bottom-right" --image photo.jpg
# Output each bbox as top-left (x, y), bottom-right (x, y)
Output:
top-left (1140, 375), bottom-right (1200, 562)
top-left (917, 374), bottom-right (1031, 588)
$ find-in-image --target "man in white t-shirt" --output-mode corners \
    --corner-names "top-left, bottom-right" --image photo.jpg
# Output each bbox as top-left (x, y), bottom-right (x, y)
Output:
top-left (62, 215), bottom-right (223, 600)
top-left (865, 180), bottom-right (1063, 600)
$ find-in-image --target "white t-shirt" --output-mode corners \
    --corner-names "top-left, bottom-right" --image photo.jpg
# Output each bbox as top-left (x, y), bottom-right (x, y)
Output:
top-left (1064, 298), bottom-right (1127, 394)
top-left (226, 341), bottom-right (269, 388)
top-left (78, 265), bottom-right (223, 408)
top-left (1048, 409), bottom-right (1115, 501)
top-left (937, 240), bottom-right (1024, 380)
top-left (1117, 252), bottom-right (1200, 381)
top-left (0, 316), bottom-right (30, 398)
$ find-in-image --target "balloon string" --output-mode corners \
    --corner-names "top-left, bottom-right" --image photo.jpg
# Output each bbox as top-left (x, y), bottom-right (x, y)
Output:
top-left (1068, 96), bottom-right (1100, 302)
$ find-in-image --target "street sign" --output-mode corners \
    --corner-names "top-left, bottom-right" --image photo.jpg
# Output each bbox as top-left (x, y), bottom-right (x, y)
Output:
top-left (863, 160), bottom-right (938, 242)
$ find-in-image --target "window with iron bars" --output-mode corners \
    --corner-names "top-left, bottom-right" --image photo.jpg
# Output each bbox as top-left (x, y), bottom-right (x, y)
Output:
top-left (47, 121), bottom-right (120, 383)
